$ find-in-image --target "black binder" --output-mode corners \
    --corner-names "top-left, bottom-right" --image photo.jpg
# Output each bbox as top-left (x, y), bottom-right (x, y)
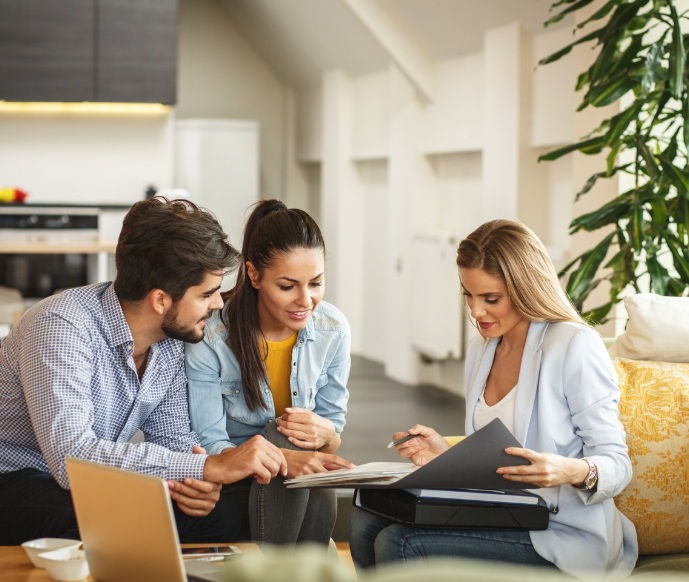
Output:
top-left (354, 488), bottom-right (550, 530)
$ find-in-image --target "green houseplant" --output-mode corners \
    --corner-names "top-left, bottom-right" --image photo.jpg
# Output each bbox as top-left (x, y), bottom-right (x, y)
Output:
top-left (539, 0), bottom-right (689, 322)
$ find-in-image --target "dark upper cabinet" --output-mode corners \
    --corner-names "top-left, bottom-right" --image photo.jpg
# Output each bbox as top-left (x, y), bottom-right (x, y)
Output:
top-left (0, 0), bottom-right (95, 102)
top-left (98, 0), bottom-right (177, 104)
top-left (0, 0), bottom-right (177, 103)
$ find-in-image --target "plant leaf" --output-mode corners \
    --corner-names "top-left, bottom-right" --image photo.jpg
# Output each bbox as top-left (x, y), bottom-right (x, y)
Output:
top-left (684, 93), bottom-right (689, 153)
top-left (582, 302), bottom-right (614, 325)
top-left (585, 74), bottom-right (638, 107)
top-left (565, 232), bottom-right (615, 300)
top-left (664, 234), bottom-right (689, 283)
top-left (658, 157), bottom-right (689, 198)
top-left (575, 1), bottom-right (620, 30)
top-left (605, 100), bottom-right (643, 144)
top-left (645, 256), bottom-right (671, 294)
top-left (538, 27), bottom-right (605, 66)
top-left (629, 206), bottom-right (645, 253)
top-left (538, 136), bottom-right (607, 162)
top-left (668, 1), bottom-right (686, 99)
top-left (574, 166), bottom-right (623, 201)
top-left (636, 138), bottom-right (659, 180)
top-left (570, 192), bottom-right (632, 232)
top-left (642, 33), bottom-right (669, 95)
top-left (545, 0), bottom-right (598, 26)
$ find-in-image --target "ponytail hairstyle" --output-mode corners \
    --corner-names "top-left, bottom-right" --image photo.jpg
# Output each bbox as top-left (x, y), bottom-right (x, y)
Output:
top-left (223, 199), bottom-right (326, 411)
top-left (456, 219), bottom-right (584, 325)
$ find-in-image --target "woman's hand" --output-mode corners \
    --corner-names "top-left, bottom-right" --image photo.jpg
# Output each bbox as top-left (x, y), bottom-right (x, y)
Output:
top-left (276, 407), bottom-right (337, 451)
top-left (497, 448), bottom-right (591, 488)
top-left (392, 424), bottom-right (450, 466)
top-left (282, 449), bottom-right (354, 479)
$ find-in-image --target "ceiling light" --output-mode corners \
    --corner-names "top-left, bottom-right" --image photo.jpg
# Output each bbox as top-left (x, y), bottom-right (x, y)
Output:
top-left (0, 102), bottom-right (171, 115)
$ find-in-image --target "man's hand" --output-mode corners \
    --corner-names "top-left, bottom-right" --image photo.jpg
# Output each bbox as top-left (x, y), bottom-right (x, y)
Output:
top-left (276, 408), bottom-right (337, 451)
top-left (167, 478), bottom-right (221, 517)
top-left (203, 435), bottom-right (288, 485)
top-left (282, 449), bottom-right (354, 479)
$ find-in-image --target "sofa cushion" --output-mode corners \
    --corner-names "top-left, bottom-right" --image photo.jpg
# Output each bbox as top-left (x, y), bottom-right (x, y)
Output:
top-left (608, 294), bottom-right (689, 362)
top-left (614, 358), bottom-right (689, 555)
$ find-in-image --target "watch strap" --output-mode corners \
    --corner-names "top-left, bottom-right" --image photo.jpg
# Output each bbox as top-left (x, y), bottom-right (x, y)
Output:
top-left (573, 457), bottom-right (598, 491)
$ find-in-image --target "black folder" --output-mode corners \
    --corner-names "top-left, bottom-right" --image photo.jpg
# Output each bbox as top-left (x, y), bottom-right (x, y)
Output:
top-left (354, 488), bottom-right (550, 530)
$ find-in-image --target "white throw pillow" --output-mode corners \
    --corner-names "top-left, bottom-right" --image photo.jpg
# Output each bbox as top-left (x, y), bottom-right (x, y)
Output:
top-left (608, 293), bottom-right (689, 362)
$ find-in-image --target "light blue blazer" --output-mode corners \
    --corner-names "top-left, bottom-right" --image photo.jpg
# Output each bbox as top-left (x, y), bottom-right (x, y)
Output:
top-left (464, 321), bottom-right (638, 577)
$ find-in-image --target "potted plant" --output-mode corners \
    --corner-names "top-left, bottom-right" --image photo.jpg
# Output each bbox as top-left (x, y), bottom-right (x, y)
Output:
top-left (539, 0), bottom-right (689, 322)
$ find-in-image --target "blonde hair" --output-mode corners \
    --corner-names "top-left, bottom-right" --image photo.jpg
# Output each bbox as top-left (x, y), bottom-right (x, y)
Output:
top-left (456, 219), bottom-right (584, 324)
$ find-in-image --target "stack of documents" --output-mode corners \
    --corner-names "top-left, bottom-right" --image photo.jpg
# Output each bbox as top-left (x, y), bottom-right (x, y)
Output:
top-left (285, 462), bottom-right (416, 488)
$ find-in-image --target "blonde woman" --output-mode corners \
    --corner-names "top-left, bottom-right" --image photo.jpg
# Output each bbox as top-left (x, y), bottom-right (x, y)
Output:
top-left (350, 219), bottom-right (638, 578)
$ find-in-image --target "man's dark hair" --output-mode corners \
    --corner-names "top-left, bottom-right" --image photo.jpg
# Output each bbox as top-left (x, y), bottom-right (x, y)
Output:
top-left (114, 197), bottom-right (241, 302)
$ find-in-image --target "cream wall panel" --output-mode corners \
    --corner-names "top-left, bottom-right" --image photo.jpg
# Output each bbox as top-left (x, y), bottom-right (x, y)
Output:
top-left (423, 53), bottom-right (484, 154)
top-left (531, 27), bottom-right (577, 147)
top-left (351, 71), bottom-right (390, 160)
top-left (357, 160), bottom-right (390, 362)
top-left (296, 87), bottom-right (323, 162)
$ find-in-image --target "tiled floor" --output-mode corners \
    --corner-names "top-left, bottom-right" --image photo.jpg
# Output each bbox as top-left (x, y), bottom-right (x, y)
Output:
top-left (332, 355), bottom-right (466, 541)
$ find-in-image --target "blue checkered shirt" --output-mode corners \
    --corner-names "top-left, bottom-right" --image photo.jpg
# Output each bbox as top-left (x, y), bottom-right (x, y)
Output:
top-left (0, 282), bottom-right (206, 488)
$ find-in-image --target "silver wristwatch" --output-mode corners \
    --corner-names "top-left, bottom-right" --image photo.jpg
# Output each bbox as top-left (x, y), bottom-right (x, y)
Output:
top-left (574, 457), bottom-right (598, 491)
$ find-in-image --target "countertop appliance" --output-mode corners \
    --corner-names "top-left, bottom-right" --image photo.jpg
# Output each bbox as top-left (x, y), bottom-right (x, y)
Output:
top-left (0, 204), bottom-right (128, 300)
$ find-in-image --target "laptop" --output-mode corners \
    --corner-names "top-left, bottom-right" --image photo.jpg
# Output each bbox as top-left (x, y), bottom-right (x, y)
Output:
top-left (66, 457), bottom-right (238, 582)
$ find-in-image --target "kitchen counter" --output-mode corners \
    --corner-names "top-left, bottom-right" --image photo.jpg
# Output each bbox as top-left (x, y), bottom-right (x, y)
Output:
top-left (0, 203), bottom-right (132, 210)
top-left (0, 241), bottom-right (116, 254)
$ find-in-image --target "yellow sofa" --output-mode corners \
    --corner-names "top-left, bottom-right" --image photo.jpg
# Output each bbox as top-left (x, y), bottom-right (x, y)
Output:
top-left (607, 293), bottom-right (689, 574)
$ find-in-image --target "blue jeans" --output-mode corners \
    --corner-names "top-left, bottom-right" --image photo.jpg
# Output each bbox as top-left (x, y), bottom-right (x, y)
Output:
top-left (349, 507), bottom-right (557, 569)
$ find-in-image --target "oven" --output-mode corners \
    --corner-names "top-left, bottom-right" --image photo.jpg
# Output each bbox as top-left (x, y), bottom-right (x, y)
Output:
top-left (0, 206), bottom-right (101, 301)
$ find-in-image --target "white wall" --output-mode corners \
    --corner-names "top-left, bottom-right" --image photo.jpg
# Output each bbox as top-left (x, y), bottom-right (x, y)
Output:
top-left (177, 0), bottom-right (288, 202)
top-left (0, 112), bottom-right (173, 205)
top-left (293, 21), bottom-right (610, 395)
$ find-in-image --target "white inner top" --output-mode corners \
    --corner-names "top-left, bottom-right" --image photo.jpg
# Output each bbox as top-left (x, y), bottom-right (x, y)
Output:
top-left (473, 386), bottom-right (517, 435)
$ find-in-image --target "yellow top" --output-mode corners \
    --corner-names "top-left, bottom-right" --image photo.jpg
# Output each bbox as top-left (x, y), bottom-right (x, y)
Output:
top-left (264, 333), bottom-right (298, 417)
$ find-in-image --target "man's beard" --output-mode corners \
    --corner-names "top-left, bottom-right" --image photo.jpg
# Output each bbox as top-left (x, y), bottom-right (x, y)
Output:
top-left (161, 307), bottom-right (211, 344)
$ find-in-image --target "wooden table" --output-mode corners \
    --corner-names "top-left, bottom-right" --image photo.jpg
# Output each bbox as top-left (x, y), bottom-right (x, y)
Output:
top-left (0, 543), bottom-right (260, 582)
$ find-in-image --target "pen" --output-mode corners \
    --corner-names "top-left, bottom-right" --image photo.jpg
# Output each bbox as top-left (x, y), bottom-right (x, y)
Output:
top-left (387, 433), bottom-right (416, 448)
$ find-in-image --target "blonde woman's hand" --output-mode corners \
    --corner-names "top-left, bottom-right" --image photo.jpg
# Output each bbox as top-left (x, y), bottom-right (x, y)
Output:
top-left (392, 424), bottom-right (450, 466)
top-left (276, 407), bottom-right (337, 451)
top-left (497, 447), bottom-right (591, 488)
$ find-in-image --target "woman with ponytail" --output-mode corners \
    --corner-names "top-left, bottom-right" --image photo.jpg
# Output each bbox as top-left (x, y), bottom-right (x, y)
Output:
top-left (185, 200), bottom-right (353, 546)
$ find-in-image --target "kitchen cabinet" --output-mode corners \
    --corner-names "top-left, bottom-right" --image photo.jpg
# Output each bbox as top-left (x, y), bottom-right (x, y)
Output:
top-left (98, 0), bottom-right (177, 104)
top-left (0, 0), bottom-right (95, 102)
top-left (0, 0), bottom-right (177, 103)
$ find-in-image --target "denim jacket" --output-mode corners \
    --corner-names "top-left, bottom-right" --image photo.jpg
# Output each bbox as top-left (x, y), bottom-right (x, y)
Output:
top-left (185, 301), bottom-right (351, 454)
